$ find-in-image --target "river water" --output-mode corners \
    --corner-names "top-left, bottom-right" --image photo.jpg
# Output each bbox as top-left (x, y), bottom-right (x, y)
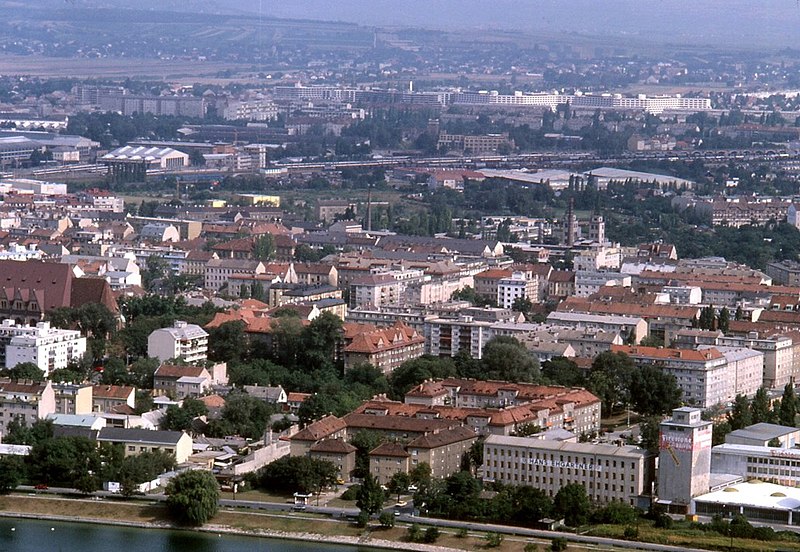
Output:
top-left (0, 518), bottom-right (379, 552)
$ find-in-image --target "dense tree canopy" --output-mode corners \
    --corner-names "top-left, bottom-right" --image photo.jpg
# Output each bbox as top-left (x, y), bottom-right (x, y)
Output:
top-left (165, 470), bottom-right (220, 526)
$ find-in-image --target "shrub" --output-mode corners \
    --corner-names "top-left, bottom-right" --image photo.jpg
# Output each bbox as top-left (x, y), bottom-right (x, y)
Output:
top-left (456, 527), bottom-right (469, 538)
top-left (378, 511), bottom-right (395, 528)
top-left (654, 513), bottom-right (673, 529)
top-left (341, 484), bottom-right (361, 501)
top-left (485, 532), bottom-right (504, 547)
top-left (423, 527), bottom-right (440, 544)
top-left (406, 524), bottom-right (422, 542)
top-left (623, 526), bottom-right (639, 539)
top-left (550, 537), bottom-right (568, 551)
top-left (356, 511), bottom-right (369, 528)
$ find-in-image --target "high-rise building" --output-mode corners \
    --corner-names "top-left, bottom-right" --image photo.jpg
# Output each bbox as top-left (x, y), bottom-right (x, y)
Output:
top-left (658, 407), bottom-right (713, 511)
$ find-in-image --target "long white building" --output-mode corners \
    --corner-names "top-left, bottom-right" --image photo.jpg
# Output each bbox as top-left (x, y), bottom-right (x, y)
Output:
top-left (0, 320), bottom-right (86, 376)
top-left (483, 434), bottom-right (653, 506)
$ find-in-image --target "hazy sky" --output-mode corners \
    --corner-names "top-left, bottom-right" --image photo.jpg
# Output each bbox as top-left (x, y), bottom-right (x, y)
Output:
top-left (223, 0), bottom-right (800, 49)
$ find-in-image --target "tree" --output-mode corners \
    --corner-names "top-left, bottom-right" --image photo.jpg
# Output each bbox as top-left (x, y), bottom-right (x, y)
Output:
top-left (356, 473), bottom-right (385, 516)
top-left (161, 398), bottom-right (208, 432)
top-left (74, 474), bottom-right (100, 495)
top-left (207, 390), bottom-right (274, 439)
top-left (207, 320), bottom-right (247, 363)
top-left (629, 366), bottom-right (682, 416)
top-left (28, 436), bottom-right (100, 487)
top-left (780, 383), bottom-right (798, 427)
top-left (351, 430), bottom-right (384, 479)
top-left (728, 394), bottom-right (752, 430)
top-left (542, 357), bottom-right (585, 387)
top-left (388, 356), bottom-right (456, 399)
top-left (451, 286), bottom-right (480, 305)
top-left (485, 532), bottom-right (504, 548)
top-left (638, 334), bottom-right (664, 348)
top-left (252, 234), bottom-right (275, 261)
top-left (4, 419), bottom-right (53, 446)
top-left (165, 470), bottom-right (220, 526)
top-left (588, 351), bottom-right (636, 415)
top-left (0, 456), bottom-right (24, 493)
top-left (300, 312), bottom-right (344, 370)
top-left (718, 307), bottom-right (731, 334)
top-left (297, 393), bottom-right (340, 427)
top-left (639, 416), bottom-right (662, 454)
top-left (253, 456), bottom-right (337, 495)
top-left (509, 486), bottom-right (553, 525)
top-left (3, 362), bottom-right (45, 382)
top-left (387, 471), bottom-right (411, 501)
top-left (481, 336), bottom-right (540, 383)
top-left (142, 255), bottom-right (171, 292)
top-left (554, 483), bottom-right (591, 526)
top-left (511, 296), bottom-right (534, 316)
top-left (751, 387), bottom-right (774, 424)
top-left (593, 501), bottom-right (638, 524)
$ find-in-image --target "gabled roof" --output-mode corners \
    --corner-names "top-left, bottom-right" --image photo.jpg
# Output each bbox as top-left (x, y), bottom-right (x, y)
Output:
top-left (291, 415), bottom-right (346, 442)
top-left (407, 426), bottom-right (477, 450)
top-left (342, 412), bottom-right (455, 434)
top-left (344, 322), bottom-right (424, 354)
top-left (369, 442), bottom-right (409, 458)
top-left (310, 438), bottom-right (357, 454)
top-left (155, 364), bottom-right (207, 379)
top-left (92, 384), bottom-right (135, 400)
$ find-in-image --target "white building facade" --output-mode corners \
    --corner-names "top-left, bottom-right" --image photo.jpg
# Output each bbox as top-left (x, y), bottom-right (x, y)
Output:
top-left (147, 321), bottom-right (208, 365)
top-left (1, 320), bottom-right (86, 376)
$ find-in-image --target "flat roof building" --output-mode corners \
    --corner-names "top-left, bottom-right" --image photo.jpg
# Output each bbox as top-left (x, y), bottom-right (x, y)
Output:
top-left (483, 434), bottom-right (653, 507)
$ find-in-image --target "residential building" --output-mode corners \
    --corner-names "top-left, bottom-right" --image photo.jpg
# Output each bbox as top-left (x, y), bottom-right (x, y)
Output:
top-left (574, 271), bottom-right (631, 298)
top-left (147, 321), bottom-right (209, 365)
top-left (545, 312), bottom-right (647, 345)
top-left (0, 379), bottom-right (56, 437)
top-left (349, 274), bottom-right (404, 309)
top-left (204, 259), bottom-right (266, 292)
top-left (697, 346), bottom-right (764, 399)
top-left (612, 345), bottom-right (733, 408)
top-left (92, 384), bottom-right (136, 413)
top-left (0, 260), bottom-right (117, 324)
top-left (96, 427), bottom-right (193, 463)
top-left (426, 315), bottom-right (494, 359)
top-left (343, 322), bottom-right (425, 374)
top-left (309, 439), bottom-right (357, 483)
top-left (2, 320), bottom-right (86, 376)
top-left (497, 272), bottom-right (532, 309)
top-left (766, 259), bottom-right (800, 287)
top-left (406, 426), bottom-right (478, 479)
top-left (52, 382), bottom-right (93, 415)
top-left (153, 363), bottom-right (221, 398)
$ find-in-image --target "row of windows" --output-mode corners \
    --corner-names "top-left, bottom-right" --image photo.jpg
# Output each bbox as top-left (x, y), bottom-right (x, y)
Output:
top-left (490, 471), bottom-right (636, 495)
top-left (488, 448), bottom-right (635, 469)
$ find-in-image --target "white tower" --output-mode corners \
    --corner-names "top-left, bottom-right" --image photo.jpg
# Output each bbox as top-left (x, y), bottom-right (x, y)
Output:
top-left (658, 407), bottom-right (712, 512)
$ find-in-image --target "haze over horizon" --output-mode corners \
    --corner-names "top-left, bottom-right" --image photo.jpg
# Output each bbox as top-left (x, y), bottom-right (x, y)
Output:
top-left (222, 0), bottom-right (800, 50)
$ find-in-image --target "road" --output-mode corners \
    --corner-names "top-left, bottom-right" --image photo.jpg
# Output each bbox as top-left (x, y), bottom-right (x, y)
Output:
top-left (8, 486), bottom-right (739, 552)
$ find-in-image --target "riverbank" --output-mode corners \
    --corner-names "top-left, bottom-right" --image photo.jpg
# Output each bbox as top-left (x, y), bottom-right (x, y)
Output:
top-left (0, 494), bottom-right (500, 552)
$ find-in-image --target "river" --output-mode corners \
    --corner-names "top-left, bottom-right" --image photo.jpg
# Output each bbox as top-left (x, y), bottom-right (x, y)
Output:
top-left (0, 518), bottom-right (379, 552)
